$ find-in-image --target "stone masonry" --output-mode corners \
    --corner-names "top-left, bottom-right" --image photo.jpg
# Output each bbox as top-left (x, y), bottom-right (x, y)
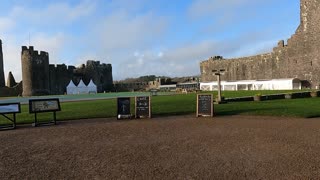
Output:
top-left (6, 71), bottom-right (17, 88)
top-left (0, 40), bottom-right (6, 87)
top-left (21, 46), bottom-right (113, 96)
top-left (200, 0), bottom-right (320, 88)
top-left (21, 46), bottom-right (50, 96)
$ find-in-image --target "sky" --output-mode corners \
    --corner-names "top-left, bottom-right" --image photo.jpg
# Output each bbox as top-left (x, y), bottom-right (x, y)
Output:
top-left (0, 0), bottom-right (300, 81)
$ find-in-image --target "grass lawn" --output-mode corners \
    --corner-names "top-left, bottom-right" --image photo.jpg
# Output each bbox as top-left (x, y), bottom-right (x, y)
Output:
top-left (0, 90), bottom-right (319, 125)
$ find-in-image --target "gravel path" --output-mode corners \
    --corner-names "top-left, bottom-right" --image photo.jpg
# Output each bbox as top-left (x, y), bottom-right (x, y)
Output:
top-left (1, 115), bottom-right (320, 179)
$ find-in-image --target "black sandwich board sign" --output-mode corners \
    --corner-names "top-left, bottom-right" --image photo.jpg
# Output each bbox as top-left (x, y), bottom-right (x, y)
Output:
top-left (196, 94), bottom-right (214, 117)
top-left (29, 98), bottom-right (61, 127)
top-left (135, 96), bottom-right (151, 118)
top-left (0, 103), bottom-right (21, 130)
top-left (117, 97), bottom-right (132, 119)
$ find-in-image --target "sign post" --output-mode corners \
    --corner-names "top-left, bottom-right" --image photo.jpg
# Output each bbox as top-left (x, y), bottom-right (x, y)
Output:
top-left (196, 94), bottom-right (214, 117)
top-left (135, 96), bottom-right (151, 118)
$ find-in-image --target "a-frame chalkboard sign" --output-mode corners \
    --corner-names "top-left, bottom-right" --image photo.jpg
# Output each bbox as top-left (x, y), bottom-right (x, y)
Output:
top-left (117, 97), bottom-right (132, 119)
top-left (135, 96), bottom-right (151, 118)
top-left (196, 94), bottom-right (214, 117)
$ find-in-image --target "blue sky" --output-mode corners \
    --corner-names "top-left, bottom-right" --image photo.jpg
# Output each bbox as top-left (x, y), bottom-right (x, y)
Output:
top-left (0, 0), bottom-right (300, 81)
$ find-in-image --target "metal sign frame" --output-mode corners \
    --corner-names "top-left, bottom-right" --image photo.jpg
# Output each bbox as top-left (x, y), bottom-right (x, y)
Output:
top-left (29, 98), bottom-right (61, 127)
top-left (117, 97), bottom-right (132, 120)
top-left (135, 96), bottom-right (151, 119)
top-left (196, 94), bottom-right (214, 117)
top-left (0, 103), bottom-right (21, 130)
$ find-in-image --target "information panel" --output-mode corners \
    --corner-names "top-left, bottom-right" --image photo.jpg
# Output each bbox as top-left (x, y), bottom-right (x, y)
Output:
top-left (29, 98), bottom-right (61, 113)
top-left (117, 97), bottom-right (131, 119)
top-left (135, 96), bottom-right (151, 118)
top-left (0, 103), bottom-right (21, 130)
top-left (196, 94), bottom-right (214, 117)
top-left (0, 103), bottom-right (21, 114)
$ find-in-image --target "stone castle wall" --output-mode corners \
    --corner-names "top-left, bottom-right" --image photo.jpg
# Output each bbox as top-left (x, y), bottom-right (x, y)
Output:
top-left (0, 82), bottom-right (22, 97)
top-left (72, 61), bottom-right (113, 93)
top-left (200, 0), bottom-right (320, 88)
top-left (21, 46), bottom-right (113, 96)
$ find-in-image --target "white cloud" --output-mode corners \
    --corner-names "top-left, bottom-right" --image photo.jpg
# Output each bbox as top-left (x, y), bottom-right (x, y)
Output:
top-left (0, 17), bottom-right (15, 33)
top-left (10, 0), bottom-right (96, 25)
top-left (94, 10), bottom-right (167, 51)
top-left (2, 33), bottom-right (67, 82)
top-left (30, 33), bottom-right (68, 64)
top-left (2, 42), bottom-right (21, 82)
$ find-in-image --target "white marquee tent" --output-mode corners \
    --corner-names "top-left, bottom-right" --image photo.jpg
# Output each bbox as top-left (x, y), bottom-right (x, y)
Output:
top-left (66, 79), bottom-right (97, 94)
top-left (200, 78), bottom-right (302, 91)
top-left (77, 79), bottom-right (88, 94)
top-left (87, 79), bottom-right (97, 94)
top-left (66, 80), bottom-right (77, 95)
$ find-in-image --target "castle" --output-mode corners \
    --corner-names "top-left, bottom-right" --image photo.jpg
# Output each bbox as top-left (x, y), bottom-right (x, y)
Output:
top-left (0, 42), bottom-right (113, 97)
top-left (200, 0), bottom-right (320, 88)
top-left (21, 46), bottom-right (113, 96)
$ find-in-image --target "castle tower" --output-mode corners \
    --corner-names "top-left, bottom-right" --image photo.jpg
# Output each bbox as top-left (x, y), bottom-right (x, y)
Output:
top-left (298, 0), bottom-right (320, 34)
top-left (6, 71), bottom-right (17, 88)
top-left (0, 40), bottom-right (6, 87)
top-left (21, 46), bottom-right (50, 96)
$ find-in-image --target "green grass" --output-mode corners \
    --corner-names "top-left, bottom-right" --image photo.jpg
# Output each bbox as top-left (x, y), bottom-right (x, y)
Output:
top-left (1, 91), bottom-right (319, 126)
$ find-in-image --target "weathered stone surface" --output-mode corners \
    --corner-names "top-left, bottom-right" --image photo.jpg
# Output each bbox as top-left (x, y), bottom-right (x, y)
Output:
top-left (200, 0), bottom-right (320, 88)
top-left (21, 46), bottom-right (50, 96)
top-left (6, 71), bottom-right (17, 88)
top-left (0, 40), bottom-right (6, 87)
top-left (21, 46), bottom-right (113, 96)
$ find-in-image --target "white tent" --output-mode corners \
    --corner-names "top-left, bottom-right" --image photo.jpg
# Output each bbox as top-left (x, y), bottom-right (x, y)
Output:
top-left (66, 80), bottom-right (77, 95)
top-left (77, 79), bottom-right (88, 94)
top-left (87, 79), bottom-right (97, 94)
top-left (200, 78), bottom-right (302, 91)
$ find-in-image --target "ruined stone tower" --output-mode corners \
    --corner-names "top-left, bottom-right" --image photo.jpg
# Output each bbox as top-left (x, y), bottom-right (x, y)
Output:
top-left (200, 0), bottom-right (320, 88)
top-left (0, 39), bottom-right (6, 87)
top-left (21, 46), bottom-right (50, 96)
top-left (6, 71), bottom-right (17, 88)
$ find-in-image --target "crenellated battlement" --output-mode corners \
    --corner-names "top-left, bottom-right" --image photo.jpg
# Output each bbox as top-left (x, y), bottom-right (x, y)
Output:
top-left (21, 46), bottom-right (48, 57)
top-left (200, 0), bottom-right (320, 88)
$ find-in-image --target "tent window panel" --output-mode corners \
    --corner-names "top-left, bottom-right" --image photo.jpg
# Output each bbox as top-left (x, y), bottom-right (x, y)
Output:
top-left (237, 84), bottom-right (247, 90)
top-left (212, 85), bottom-right (218, 90)
top-left (224, 85), bottom-right (236, 91)
top-left (200, 85), bottom-right (210, 91)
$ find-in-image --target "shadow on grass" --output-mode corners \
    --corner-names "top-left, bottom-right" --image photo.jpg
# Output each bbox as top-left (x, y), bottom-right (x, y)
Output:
top-left (216, 107), bottom-right (285, 117)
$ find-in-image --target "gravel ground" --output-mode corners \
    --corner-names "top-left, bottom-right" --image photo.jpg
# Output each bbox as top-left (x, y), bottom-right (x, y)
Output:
top-left (1, 115), bottom-right (320, 179)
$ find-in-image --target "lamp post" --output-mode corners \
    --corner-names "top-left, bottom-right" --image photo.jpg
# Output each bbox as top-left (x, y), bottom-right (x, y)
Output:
top-left (212, 69), bottom-right (225, 103)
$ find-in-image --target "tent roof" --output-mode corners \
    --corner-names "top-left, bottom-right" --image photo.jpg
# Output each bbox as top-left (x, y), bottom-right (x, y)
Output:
top-left (87, 79), bottom-right (96, 87)
top-left (77, 79), bottom-right (87, 87)
top-left (67, 80), bottom-right (76, 87)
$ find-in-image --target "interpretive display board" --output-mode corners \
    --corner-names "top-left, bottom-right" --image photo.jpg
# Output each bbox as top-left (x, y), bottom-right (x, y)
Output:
top-left (117, 97), bottom-right (131, 119)
top-left (29, 98), bottom-right (61, 127)
top-left (0, 103), bottom-right (21, 130)
top-left (135, 96), bottom-right (151, 118)
top-left (196, 94), bottom-right (214, 117)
